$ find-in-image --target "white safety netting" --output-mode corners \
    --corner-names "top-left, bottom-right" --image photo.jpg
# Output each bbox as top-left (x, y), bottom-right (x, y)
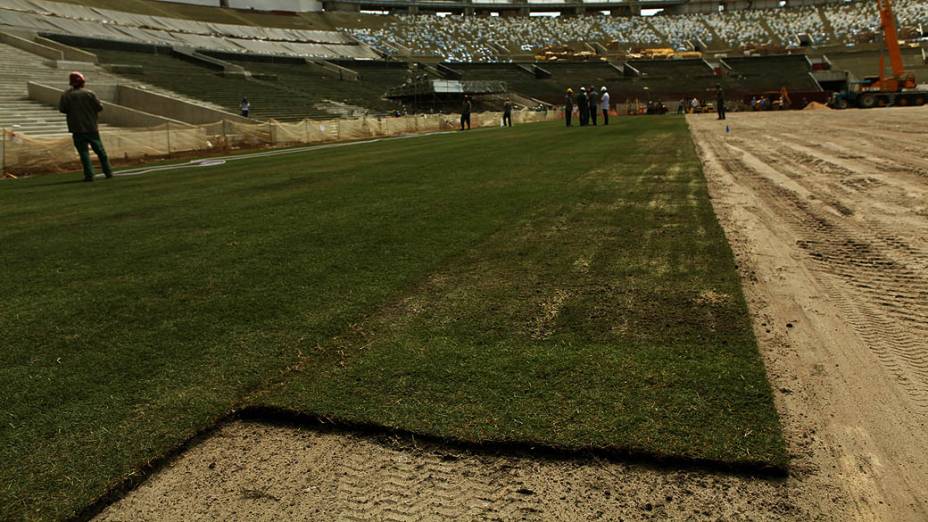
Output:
top-left (0, 110), bottom-right (561, 176)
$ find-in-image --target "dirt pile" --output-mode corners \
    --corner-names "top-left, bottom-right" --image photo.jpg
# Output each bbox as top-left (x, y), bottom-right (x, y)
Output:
top-left (802, 101), bottom-right (831, 110)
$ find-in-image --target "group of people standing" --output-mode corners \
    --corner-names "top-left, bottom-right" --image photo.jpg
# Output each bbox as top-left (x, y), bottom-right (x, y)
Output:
top-left (564, 86), bottom-right (610, 127)
top-left (459, 95), bottom-right (514, 131)
top-left (675, 85), bottom-right (727, 120)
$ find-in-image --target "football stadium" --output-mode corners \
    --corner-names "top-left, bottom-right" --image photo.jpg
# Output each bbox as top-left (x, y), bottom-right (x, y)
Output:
top-left (1, 0), bottom-right (927, 519)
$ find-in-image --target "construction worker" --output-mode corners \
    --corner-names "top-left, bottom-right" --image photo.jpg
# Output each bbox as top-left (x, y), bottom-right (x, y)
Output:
top-left (460, 95), bottom-right (472, 130)
top-left (240, 97), bottom-right (250, 118)
top-left (58, 71), bottom-right (112, 182)
top-left (588, 85), bottom-right (598, 126)
top-left (564, 88), bottom-right (574, 127)
top-left (716, 84), bottom-right (726, 120)
top-left (577, 87), bottom-right (589, 126)
top-left (502, 98), bottom-right (513, 127)
top-left (600, 87), bottom-right (610, 125)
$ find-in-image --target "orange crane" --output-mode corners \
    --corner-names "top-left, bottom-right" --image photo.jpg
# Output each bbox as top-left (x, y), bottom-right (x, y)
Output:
top-left (869, 0), bottom-right (917, 92)
top-left (831, 0), bottom-right (927, 108)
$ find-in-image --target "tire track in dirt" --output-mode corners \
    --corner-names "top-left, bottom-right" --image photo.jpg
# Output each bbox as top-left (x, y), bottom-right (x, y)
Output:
top-left (707, 132), bottom-right (928, 410)
top-left (96, 422), bottom-right (807, 521)
top-left (333, 444), bottom-right (539, 521)
top-left (690, 109), bottom-right (928, 520)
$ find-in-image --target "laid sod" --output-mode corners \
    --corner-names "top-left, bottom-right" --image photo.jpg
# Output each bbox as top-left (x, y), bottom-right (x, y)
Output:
top-left (0, 119), bottom-right (784, 521)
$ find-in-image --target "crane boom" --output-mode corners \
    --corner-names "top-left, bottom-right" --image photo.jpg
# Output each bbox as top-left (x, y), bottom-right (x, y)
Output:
top-left (878, 0), bottom-right (906, 78)
top-left (822, 0), bottom-right (927, 108)
top-left (875, 0), bottom-right (916, 91)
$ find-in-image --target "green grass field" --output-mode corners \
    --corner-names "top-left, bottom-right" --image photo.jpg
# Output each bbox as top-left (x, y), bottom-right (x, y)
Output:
top-left (0, 119), bottom-right (784, 521)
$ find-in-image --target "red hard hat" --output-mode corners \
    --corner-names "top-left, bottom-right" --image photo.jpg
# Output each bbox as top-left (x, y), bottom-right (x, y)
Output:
top-left (69, 71), bottom-right (85, 88)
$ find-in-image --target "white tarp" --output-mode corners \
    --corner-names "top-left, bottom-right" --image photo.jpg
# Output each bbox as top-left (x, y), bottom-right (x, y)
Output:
top-left (432, 80), bottom-right (464, 93)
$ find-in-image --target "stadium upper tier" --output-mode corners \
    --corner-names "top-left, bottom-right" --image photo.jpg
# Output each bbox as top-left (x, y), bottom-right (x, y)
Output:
top-left (0, 0), bottom-right (926, 63)
top-left (353, 0), bottom-right (928, 61)
top-left (0, 0), bottom-right (378, 59)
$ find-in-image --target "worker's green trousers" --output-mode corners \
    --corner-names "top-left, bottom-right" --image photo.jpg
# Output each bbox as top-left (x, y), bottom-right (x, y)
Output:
top-left (72, 132), bottom-right (113, 180)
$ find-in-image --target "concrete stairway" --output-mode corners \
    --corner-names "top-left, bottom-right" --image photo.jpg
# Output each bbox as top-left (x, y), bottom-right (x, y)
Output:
top-left (0, 41), bottom-right (229, 137)
top-left (0, 42), bottom-right (118, 137)
top-left (0, 43), bottom-right (70, 136)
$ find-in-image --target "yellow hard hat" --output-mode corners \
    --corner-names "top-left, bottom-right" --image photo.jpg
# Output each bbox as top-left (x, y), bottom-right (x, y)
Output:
top-left (567, 88), bottom-right (573, 93)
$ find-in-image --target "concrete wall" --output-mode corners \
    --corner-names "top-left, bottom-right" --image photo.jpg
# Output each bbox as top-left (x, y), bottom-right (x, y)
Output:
top-left (89, 84), bottom-right (120, 101)
top-left (34, 36), bottom-right (98, 64)
top-left (306, 60), bottom-right (360, 81)
top-left (114, 85), bottom-right (251, 125)
top-left (27, 82), bottom-right (193, 129)
top-left (0, 31), bottom-right (63, 61)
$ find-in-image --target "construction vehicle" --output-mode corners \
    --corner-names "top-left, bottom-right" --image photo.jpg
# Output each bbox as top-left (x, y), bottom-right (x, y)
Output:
top-left (830, 0), bottom-right (928, 109)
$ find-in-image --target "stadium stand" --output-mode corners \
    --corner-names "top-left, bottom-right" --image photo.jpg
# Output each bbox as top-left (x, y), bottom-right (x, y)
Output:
top-left (703, 10), bottom-right (773, 48)
top-left (0, 41), bottom-right (73, 136)
top-left (766, 6), bottom-right (828, 45)
top-left (2, 0), bottom-right (927, 65)
top-left (349, 1), bottom-right (928, 61)
top-left (450, 62), bottom-right (564, 100)
top-left (826, 46), bottom-right (928, 80)
top-left (221, 56), bottom-right (411, 116)
top-left (350, 15), bottom-right (663, 62)
top-left (646, 13), bottom-right (713, 49)
top-left (628, 58), bottom-right (714, 80)
top-left (0, 0), bottom-right (378, 60)
top-left (722, 54), bottom-right (821, 93)
top-left (62, 44), bottom-right (402, 120)
top-left (0, 40), bottom-right (125, 135)
top-left (0, 0), bottom-right (921, 138)
top-left (448, 57), bottom-right (813, 108)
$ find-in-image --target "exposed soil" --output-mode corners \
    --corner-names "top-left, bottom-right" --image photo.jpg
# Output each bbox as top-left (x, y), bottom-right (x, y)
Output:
top-left (97, 109), bottom-right (928, 521)
top-left (689, 108), bottom-right (928, 520)
top-left (96, 422), bottom-right (806, 521)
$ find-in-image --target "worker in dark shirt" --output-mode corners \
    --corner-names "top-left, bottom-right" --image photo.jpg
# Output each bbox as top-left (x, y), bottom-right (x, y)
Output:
top-left (577, 87), bottom-right (589, 127)
top-left (588, 85), bottom-right (599, 126)
top-left (461, 95), bottom-right (472, 130)
top-left (58, 72), bottom-right (112, 182)
top-left (564, 88), bottom-right (574, 127)
top-left (715, 83), bottom-right (726, 120)
top-left (502, 98), bottom-right (513, 127)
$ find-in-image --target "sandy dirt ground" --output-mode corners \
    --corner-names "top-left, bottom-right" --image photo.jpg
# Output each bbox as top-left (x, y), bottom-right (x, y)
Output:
top-left (689, 108), bottom-right (928, 520)
top-left (98, 109), bottom-right (928, 521)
